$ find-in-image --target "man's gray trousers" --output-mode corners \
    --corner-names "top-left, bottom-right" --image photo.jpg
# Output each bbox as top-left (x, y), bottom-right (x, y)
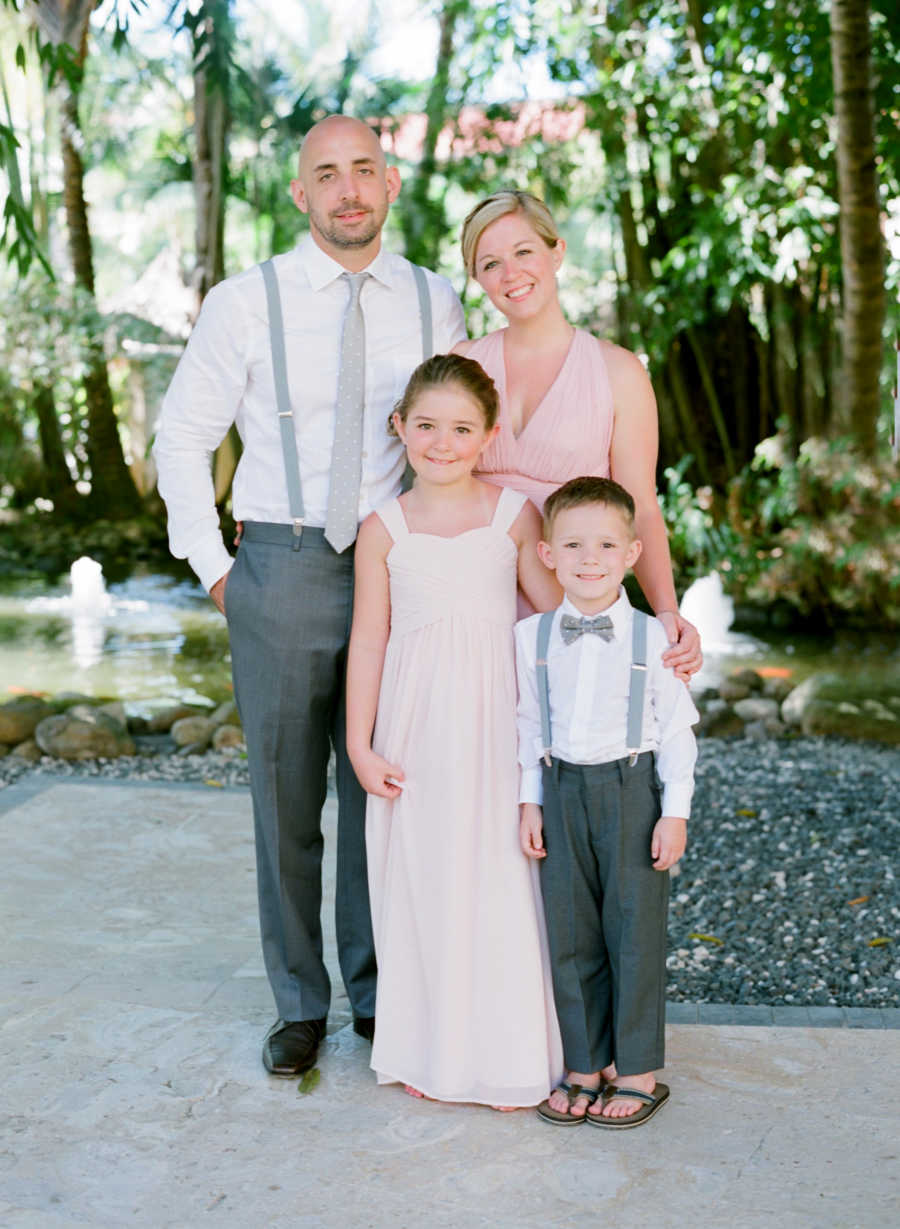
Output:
top-left (225, 521), bottom-right (374, 1023)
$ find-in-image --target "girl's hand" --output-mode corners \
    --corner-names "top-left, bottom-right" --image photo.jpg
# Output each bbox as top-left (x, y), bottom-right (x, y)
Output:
top-left (657, 611), bottom-right (702, 683)
top-left (519, 803), bottom-right (546, 859)
top-left (350, 748), bottom-right (405, 799)
top-left (651, 816), bottom-right (687, 870)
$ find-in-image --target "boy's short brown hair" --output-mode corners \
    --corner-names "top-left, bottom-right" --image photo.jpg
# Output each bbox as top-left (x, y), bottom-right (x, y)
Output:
top-left (542, 476), bottom-right (636, 538)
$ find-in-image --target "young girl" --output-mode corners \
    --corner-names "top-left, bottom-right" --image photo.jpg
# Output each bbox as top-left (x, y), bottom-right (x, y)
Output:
top-left (346, 353), bottom-right (563, 1108)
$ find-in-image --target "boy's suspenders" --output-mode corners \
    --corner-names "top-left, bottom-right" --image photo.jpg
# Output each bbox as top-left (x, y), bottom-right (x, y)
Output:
top-left (535, 608), bottom-right (649, 769)
top-left (258, 258), bottom-right (434, 546)
top-left (536, 610), bottom-right (555, 767)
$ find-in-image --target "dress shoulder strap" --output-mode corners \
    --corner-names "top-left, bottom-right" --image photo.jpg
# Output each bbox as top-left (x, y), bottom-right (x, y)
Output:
top-left (375, 498), bottom-right (409, 543)
top-left (491, 485), bottom-right (528, 535)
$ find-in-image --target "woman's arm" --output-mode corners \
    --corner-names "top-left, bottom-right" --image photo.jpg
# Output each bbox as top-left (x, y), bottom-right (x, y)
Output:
top-left (605, 343), bottom-right (702, 681)
top-left (511, 499), bottom-right (563, 613)
top-left (346, 514), bottom-right (404, 798)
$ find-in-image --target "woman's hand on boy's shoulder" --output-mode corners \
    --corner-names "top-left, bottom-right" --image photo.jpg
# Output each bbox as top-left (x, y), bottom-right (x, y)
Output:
top-left (656, 610), bottom-right (702, 683)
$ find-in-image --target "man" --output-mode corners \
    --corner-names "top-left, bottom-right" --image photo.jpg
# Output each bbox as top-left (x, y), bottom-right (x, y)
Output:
top-left (153, 115), bottom-right (466, 1076)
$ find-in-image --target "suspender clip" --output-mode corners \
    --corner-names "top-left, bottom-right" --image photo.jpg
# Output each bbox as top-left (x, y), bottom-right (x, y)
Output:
top-left (278, 410), bottom-right (293, 419)
top-left (627, 751), bottom-right (639, 767)
top-left (631, 662), bottom-right (648, 672)
top-left (291, 518), bottom-right (304, 550)
top-left (542, 749), bottom-right (552, 767)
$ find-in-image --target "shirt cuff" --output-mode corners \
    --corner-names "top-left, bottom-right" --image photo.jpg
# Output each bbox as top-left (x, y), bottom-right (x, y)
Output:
top-left (188, 538), bottom-right (235, 594)
top-left (519, 764), bottom-right (544, 806)
top-left (661, 780), bottom-right (693, 820)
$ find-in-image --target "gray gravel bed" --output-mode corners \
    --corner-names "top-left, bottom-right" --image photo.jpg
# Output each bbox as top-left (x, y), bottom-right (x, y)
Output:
top-left (2, 736), bottom-right (897, 1008)
top-left (669, 737), bottom-right (899, 1009)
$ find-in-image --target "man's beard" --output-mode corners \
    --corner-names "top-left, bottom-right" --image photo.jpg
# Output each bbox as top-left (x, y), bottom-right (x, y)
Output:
top-left (311, 200), bottom-right (385, 249)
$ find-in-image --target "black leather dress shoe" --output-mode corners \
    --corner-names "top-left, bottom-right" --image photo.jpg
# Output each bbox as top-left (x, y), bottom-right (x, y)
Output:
top-left (262, 1017), bottom-right (327, 1076)
top-left (353, 1015), bottom-right (375, 1043)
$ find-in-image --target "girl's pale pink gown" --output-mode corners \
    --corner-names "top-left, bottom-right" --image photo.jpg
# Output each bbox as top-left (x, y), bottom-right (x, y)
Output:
top-left (469, 327), bottom-right (615, 510)
top-left (366, 487), bottom-right (562, 1106)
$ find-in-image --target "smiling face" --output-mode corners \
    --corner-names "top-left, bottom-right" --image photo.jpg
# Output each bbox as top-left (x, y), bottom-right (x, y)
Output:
top-left (392, 384), bottom-right (499, 486)
top-left (538, 502), bottom-right (642, 614)
top-left (473, 211), bottom-right (565, 321)
top-left (291, 116), bottom-right (400, 264)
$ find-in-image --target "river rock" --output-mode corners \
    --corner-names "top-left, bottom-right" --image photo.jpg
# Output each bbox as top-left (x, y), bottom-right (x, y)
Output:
top-left (734, 697), bottom-right (781, 723)
top-left (801, 700), bottom-right (900, 744)
top-left (718, 678), bottom-right (752, 702)
top-left (54, 692), bottom-right (97, 708)
top-left (170, 716), bottom-right (217, 749)
top-left (781, 672), bottom-right (900, 744)
top-left (35, 710), bottom-right (136, 760)
top-left (781, 674), bottom-right (840, 726)
top-left (147, 704), bottom-right (208, 734)
top-left (96, 700), bottom-right (127, 726)
top-left (700, 706), bottom-right (745, 737)
top-left (11, 738), bottom-right (42, 762)
top-left (69, 702), bottom-right (128, 728)
top-left (212, 724), bottom-right (244, 750)
top-left (730, 669), bottom-right (764, 692)
top-left (0, 696), bottom-right (52, 743)
top-left (211, 700), bottom-right (238, 727)
top-left (762, 676), bottom-right (795, 702)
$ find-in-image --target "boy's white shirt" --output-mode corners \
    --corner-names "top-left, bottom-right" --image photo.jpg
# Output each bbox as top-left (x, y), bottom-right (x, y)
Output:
top-left (514, 588), bottom-right (699, 815)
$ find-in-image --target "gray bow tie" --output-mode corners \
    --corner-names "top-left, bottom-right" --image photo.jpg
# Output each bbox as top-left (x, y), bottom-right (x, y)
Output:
top-left (560, 612), bottom-right (615, 645)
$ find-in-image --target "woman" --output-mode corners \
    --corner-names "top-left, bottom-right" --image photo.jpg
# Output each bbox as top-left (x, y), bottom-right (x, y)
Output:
top-left (454, 190), bottom-right (701, 679)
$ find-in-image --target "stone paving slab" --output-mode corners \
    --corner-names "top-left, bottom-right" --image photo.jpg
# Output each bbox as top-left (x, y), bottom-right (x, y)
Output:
top-left (1, 779), bottom-right (898, 1229)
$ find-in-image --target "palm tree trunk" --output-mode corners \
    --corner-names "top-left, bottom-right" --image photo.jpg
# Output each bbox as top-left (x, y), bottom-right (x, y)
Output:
top-left (190, 0), bottom-right (230, 318)
top-left (830, 0), bottom-right (885, 453)
top-left (32, 0), bottom-right (142, 517)
top-left (399, 0), bottom-right (463, 268)
top-left (59, 79), bottom-right (142, 516)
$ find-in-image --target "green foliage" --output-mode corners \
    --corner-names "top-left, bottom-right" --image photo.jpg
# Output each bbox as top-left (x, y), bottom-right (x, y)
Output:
top-left (0, 274), bottom-right (100, 501)
top-left (722, 432), bottom-right (900, 627)
top-left (658, 456), bottom-right (738, 592)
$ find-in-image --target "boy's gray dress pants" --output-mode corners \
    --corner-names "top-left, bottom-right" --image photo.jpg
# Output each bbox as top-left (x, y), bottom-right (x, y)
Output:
top-left (225, 521), bottom-right (374, 1024)
top-left (539, 751), bottom-right (668, 1076)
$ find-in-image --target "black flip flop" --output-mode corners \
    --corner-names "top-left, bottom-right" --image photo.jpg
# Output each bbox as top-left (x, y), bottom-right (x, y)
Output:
top-left (586, 1082), bottom-right (670, 1129)
top-left (536, 1080), bottom-right (603, 1126)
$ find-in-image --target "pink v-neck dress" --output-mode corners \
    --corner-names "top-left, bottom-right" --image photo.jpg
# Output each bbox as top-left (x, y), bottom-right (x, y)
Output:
top-left (469, 327), bottom-right (615, 512)
top-left (366, 486), bottom-right (562, 1106)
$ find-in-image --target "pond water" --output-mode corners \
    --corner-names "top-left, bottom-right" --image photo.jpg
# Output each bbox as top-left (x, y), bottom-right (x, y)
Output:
top-left (0, 562), bottom-right (896, 715)
top-left (0, 562), bottom-right (230, 716)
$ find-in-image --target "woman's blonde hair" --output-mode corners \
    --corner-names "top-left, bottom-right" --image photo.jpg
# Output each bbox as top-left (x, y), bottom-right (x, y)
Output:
top-left (460, 190), bottom-right (561, 277)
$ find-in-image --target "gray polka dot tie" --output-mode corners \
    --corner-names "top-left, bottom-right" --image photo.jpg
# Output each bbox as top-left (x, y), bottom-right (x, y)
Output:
top-left (325, 271), bottom-right (369, 553)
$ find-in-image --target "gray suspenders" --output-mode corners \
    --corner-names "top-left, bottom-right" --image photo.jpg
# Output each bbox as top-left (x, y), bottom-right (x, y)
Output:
top-left (411, 263), bottom-right (433, 358)
top-left (258, 257), bottom-right (434, 549)
top-left (260, 260), bottom-right (306, 547)
top-left (536, 608), bottom-right (649, 768)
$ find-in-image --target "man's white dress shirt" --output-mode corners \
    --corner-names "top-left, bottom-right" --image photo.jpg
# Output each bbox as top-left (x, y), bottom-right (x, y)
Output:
top-left (514, 590), bottom-right (699, 816)
top-left (153, 236), bottom-right (466, 590)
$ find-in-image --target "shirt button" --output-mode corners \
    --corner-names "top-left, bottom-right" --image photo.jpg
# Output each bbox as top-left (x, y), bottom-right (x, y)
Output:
top-left (361, 450), bottom-right (368, 460)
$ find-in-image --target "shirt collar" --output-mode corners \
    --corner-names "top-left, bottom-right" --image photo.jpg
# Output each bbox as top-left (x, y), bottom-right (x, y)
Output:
top-left (559, 587), bottom-right (632, 640)
top-left (296, 233), bottom-right (396, 291)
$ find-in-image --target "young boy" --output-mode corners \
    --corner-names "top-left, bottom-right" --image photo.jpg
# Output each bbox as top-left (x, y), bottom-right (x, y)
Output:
top-left (515, 476), bottom-right (699, 1129)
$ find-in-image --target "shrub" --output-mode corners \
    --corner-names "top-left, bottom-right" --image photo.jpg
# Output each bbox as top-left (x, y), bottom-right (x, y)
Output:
top-left (722, 433), bottom-right (900, 627)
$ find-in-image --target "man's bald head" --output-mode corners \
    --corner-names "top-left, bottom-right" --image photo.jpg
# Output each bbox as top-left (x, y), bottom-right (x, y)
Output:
top-left (291, 115), bottom-right (401, 269)
top-left (297, 115), bottom-right (386, 180)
